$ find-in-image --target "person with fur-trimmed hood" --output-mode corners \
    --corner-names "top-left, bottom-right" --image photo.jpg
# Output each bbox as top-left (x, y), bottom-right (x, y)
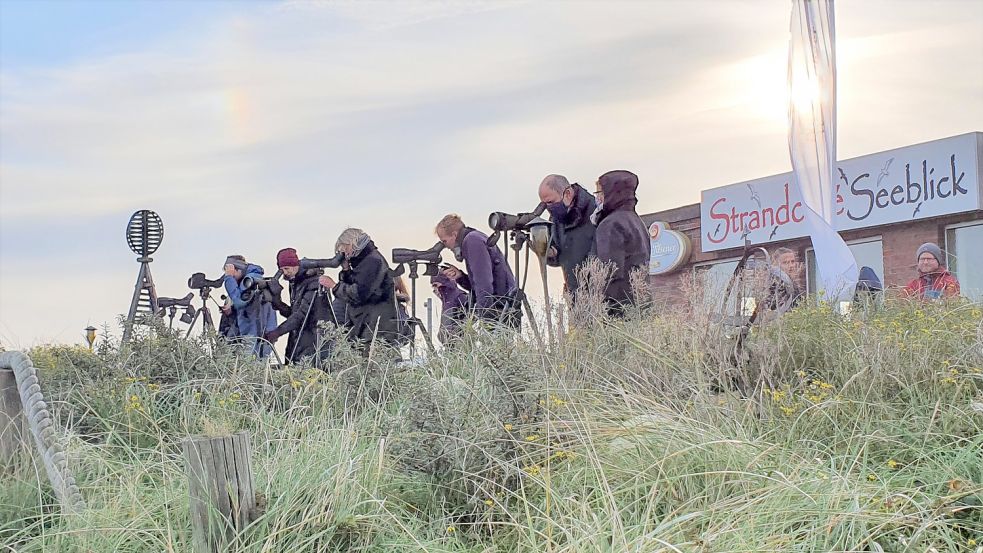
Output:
top-left (904, 242), bottom-right (960, 300)
top-left (318, 228), bottom-right (400, 349)
top-left (222, 255), bottom-right (277, 358)
top-left (591, 170), bottom-right (651, 316)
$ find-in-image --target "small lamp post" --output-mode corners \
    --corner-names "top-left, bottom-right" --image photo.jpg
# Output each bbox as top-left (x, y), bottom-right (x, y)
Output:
top-left (84, 326), bottom-right (97, 351)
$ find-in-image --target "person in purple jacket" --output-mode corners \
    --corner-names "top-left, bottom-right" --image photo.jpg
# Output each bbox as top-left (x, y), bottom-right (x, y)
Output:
top-left (434, 213), bottom-right (520, 328)
top-left (430, 273), bottom-right (469, 344)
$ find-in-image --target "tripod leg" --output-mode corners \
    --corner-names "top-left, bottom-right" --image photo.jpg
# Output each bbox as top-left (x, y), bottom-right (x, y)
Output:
top-left (202, 308), bottom-right (214, 333)
top-left (520, 293), bottom-right (544, 350)
top-left (185, 310), bottom-right (202, 339)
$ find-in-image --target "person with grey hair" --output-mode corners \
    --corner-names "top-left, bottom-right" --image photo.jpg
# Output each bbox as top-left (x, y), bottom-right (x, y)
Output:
top-left (538, 174), bottom-right (597, 299)
top-left (318, 228), bottom-right (400, 350)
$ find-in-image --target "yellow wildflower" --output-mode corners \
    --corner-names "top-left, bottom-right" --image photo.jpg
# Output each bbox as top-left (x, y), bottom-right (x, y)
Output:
top-left (867, 474), bottom-right (877, 482)
top-left (503, 423), bottom-right (513, 431)
top-left (886, 459), bottom-right (899, 469)
top-left (446, 526), bottom-right (456, 534)
top-left (525, 434), bottom-right (540, 442)
top-left (484, 499), bottom-right (494, 507)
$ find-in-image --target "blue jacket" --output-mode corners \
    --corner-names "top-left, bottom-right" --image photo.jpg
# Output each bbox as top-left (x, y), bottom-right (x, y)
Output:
top-left (224, 263), bottom-right (277, 357)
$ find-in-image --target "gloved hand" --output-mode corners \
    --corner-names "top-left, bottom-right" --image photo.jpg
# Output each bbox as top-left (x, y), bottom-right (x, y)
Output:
top-left (263, 331), bottom-right (280, 344)
top-left (267, 278), bottom-right (284, 295)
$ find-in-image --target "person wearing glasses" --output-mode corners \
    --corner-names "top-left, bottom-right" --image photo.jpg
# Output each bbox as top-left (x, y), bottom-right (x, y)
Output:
top-left (537, 174), bottom-right (597, 300)
top-left (903, 242), bottom-right (960, 300)
top-left (592, 170), bottom-right (651, 316)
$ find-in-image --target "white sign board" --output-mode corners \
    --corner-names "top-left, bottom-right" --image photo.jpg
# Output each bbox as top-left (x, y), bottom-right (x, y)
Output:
top-left (700, 132), bottom-right (982, 251)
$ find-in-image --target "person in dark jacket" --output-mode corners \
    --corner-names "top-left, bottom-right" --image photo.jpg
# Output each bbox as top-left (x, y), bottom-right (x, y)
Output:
top-left (223, 255), bottom-right (277, 358)
top-left (591, 170), bottom-right (651, 316)
top-left (319, 228), bottom-right (400, 350)
top-left (435, 214), bottom-right (520, 328)
top-left (538, 174), bottom-right (597, 299)
top-left (431, 272), bottom-right (469, 344)
top-left (264, 248), bottom-right (338, 365)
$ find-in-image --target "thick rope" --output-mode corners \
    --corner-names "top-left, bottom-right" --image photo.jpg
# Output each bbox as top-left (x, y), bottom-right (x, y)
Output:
top-left (1, 351), bottom-right (85, 513)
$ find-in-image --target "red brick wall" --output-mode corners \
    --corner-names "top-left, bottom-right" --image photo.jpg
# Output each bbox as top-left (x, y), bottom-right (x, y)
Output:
top-left (643, 203), bottom-right (982, 301)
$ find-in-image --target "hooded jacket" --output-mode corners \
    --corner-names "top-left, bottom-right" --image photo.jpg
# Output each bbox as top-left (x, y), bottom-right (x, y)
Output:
top-left (455, 227), bottom-right (517, 316)
top-left (594, 170), bottom-right (651, 314)
top-left (546, 183), bottom-right (597, 295)
top-left (904, 269), bottom-right (960, 300)
top-left (332, 240), bottom-right (400, 345)
top-left (224, 263), bottom-right (278, 357)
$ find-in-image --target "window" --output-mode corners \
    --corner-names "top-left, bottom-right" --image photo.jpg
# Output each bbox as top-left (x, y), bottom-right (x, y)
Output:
top-left (806, 238), bottom-right (884, 296)
top-left (693, 258), bottom-right (740, 313)
top-left (945, 222), bottom-right (983, 302)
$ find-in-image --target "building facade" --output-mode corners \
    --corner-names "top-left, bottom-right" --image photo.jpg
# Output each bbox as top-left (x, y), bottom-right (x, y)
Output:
top-left (643, 132), bottom-right (983, 303)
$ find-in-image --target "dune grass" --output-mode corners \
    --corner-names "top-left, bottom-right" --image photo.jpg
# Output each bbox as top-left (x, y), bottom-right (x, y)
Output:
top-left (2, 296), bottom-right (981, 552)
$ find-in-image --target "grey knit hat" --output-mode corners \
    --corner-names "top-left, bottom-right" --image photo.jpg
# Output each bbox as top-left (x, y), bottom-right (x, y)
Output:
top-left (916, 243), bottom-right (945, 265)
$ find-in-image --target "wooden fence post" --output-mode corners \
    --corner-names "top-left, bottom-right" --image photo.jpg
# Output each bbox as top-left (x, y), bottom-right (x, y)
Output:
top-left (0, 368), bottom-right (29, 468)
top-left (182, 431), bottom-right (257, 552)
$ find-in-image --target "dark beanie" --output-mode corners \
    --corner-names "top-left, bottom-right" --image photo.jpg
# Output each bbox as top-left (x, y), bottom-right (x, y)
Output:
top-left (277, 247), bottom-right (300, 268)
top-left (916, 243), bottom-right (944, 265)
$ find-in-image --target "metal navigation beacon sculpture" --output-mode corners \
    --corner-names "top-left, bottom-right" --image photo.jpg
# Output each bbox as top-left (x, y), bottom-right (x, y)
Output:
top-left (123, 210), bottom-right (164, 342)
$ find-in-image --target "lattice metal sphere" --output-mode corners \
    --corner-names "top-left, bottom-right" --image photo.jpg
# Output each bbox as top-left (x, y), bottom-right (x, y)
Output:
top-left (126, 210), bottom-right (164, 257)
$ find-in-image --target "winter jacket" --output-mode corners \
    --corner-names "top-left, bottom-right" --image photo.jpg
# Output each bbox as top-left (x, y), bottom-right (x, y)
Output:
top-left (268, 270), bottom-right (337, 364)
top-left (545, 183), bottom-right (597, 295)
top-left (454, 227), bottom-right (517, 320)
top-left (594, 171), bottom-right (651, 315)
top-left (224, 263), bottom-right (278, 357)
top-left (904, 269), bottom-right (961, 300)
top-left (332, 241), bottom-right (400, 346)
top-left (432, 273), bottom-right (469, 343)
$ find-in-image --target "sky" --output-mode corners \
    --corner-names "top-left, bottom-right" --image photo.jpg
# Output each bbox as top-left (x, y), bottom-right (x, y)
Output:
top-left (1, 0), bottom-right (982, 348)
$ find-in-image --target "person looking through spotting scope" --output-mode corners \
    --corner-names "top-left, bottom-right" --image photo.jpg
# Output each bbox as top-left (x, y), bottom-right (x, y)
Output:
top-left (435, 214), bottom-right (520, 328)
top-left (223, 255), bottom-right (277, 358)
top-left (538, 174), bottom-right (597, 300)
top-left (318, 228), bottom-right (400, 352)
top-left (263, 248), bottom-right (338, 365)
top-left (591, 170), bottom-right (651, 316)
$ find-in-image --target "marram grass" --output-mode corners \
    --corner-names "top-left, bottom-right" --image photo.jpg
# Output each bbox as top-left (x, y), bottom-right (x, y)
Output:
top-left (1, 298), bottom-right (981, 552)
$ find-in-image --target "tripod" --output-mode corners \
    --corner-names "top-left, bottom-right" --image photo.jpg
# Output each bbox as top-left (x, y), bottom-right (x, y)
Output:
top-left (185, 286), bottom-right (218, 338)
top-left (393, 260), bottom-right (437, 357)
top-left (489, 227), bottom-right (547, 349)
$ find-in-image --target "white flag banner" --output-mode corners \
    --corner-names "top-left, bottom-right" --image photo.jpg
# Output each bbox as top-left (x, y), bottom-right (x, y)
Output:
top-left (788, 0), bottom-right (858, 301)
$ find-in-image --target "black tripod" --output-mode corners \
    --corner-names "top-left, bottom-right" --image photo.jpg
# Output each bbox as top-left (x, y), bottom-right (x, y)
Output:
top-left (185, 285), bottom-right (218, 338)
top-left (393, 260), bottom-right (437, 357)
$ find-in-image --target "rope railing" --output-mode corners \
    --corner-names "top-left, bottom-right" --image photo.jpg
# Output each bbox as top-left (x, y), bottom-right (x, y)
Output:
top-left (0, 351), bottom-right (85, 513)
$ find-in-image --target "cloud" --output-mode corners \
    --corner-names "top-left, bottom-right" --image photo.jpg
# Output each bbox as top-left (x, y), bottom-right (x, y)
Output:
top-left (1, 0), bottom-right (981, 345)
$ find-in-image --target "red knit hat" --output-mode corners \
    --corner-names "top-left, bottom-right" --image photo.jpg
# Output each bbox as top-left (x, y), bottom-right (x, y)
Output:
top-left (276, 248), bottom-right (300, 268)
